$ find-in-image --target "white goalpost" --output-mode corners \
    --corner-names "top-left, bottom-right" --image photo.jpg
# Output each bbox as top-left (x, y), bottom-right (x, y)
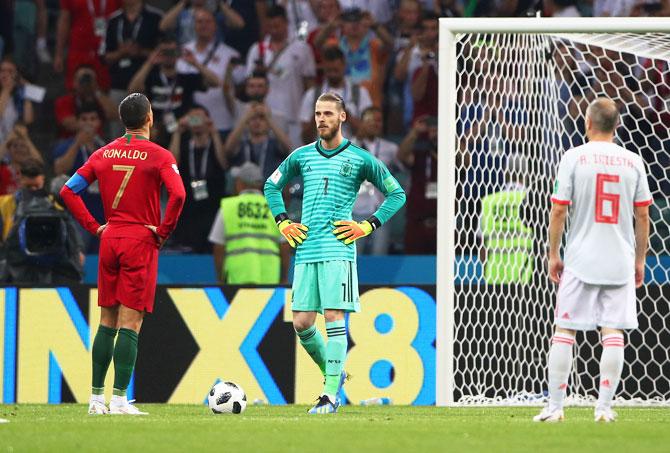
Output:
top-left (437, 17), bottom-right (670, 406)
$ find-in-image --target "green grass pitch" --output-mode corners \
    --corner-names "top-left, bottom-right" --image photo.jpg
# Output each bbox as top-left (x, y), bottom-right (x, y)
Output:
top-left (1, 405), bottom-right (669, 452)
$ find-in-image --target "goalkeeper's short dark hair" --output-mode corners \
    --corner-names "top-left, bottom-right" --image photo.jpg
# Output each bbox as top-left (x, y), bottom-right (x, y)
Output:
top-left (317, 92), bottom-right (346, 112)
top-left (119, 93), bottom-right (151, 130)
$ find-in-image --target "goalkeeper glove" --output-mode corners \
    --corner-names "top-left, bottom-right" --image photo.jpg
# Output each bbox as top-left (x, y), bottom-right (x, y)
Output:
top-left (332, 220), bottom-right (375, 245)
top-left (277, 217), bottom-right (309, 248)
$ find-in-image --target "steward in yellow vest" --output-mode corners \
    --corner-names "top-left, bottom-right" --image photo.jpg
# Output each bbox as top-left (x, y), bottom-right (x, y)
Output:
top-left (209, 162), bottom-right (287, 284)
top-left (479, 156), bottom-right (534, 284)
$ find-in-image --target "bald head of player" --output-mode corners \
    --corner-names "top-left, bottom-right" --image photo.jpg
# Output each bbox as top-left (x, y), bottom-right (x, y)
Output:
top-left (119, 93), bottom-right (154, 137)
top-left (585, 97), bottom-right (619, 142)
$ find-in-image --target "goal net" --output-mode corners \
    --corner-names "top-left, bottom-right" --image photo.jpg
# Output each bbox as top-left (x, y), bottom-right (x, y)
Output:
top-left (437, 18), bottom-right (670, 406)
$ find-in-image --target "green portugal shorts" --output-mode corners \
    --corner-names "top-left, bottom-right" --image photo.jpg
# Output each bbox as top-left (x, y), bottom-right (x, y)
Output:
top-left (291, 261), bottom-right (360, 313)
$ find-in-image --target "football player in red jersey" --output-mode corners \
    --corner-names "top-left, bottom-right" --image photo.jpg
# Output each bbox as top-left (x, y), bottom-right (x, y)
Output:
top-left (61, 93), bottom-right (186, 415)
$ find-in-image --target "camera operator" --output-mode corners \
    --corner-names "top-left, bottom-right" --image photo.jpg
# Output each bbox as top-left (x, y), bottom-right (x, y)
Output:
top-left (0, 158), bottom-right (85, 284)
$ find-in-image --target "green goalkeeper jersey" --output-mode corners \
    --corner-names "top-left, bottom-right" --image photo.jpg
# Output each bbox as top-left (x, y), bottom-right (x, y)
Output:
top-left (264, 138), bottom-right (406, 264)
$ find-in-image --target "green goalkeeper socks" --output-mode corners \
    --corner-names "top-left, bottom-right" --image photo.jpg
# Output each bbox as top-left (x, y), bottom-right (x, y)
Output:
top-left (91, 325), bottom-right (118, 395)
top-left (324, 320), bottom-right (347, 397)
top-left (113, 328), bottom-right (139, 397)
top-left (296, 325), bottom-right (327, 376)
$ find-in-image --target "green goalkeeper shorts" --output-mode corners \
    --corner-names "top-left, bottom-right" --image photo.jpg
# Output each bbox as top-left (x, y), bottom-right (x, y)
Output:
top-left (291, 261), bottom-right (360, 314)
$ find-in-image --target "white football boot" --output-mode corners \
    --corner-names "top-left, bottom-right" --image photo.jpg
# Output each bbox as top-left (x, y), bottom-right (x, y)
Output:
top-left (88, 395), bottom-right (108, 415)
top-left (109, 396), bottom-right (148, 415)
top-left (594, 407), bottom-right (617, 422)
top-left (533, 406), bottom-right (565, 422)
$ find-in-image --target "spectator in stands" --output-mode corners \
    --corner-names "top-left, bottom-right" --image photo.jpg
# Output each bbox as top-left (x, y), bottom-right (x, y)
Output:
top-left (177, 8), bottom-right (243, 139)
top-left (394, 10), bottom-right (438, 127)
top-left (478, 153), bottom-right (533, 284)
top-left (246, 5), bottom-right (316, 147)
top-left (336, 8), bottom-right (393, 108)
top-left (52, 103), bottom-right (106, 249)
top-left (433, 0), bottom-right (463, 17)
top-left (0, 124), bottom-right (43, 195)
top-left (0, 158), bottom-right (84, 284)
top-left (544, 0), bottom-right (582, 16)
top-left (299, 46), bottom-right (372, 143)
top-left (641, 57), bottom-right (670, 139)
top-left (649, 198), bottom-right (670, 255)
top-left (390, 0), bottom-right (422, 52)
top-left (385, 0), bottom-right (422, 135)
top-left (208, 161), bottom-right (289, 284)
top-left (104, 0), bottom-right (164, 137)
top-left (54, 65), bottom-right (117, 139)
top-left (35, 0), bottom-right (51, 64)
top-left (160, 0), bottom-right (245, 47)
top-left (353, 106), bottom-right (401, 255)
top-left (307, 0), bottom-right (341, 79)
top-left (128, 35), bottom-right (220, 146)
top-left (410, 13), bottom-right (438, 122)
top-left (10, 0), bottom-right (50, 76)
top-left (54, 0), bottom-right (120, 90)
top-left (233, 70), bottom-right (270, 119)
top-left (636, 0), bottom-right (670, 16)
top-left (223, 0), bottom-right (262, 57)
top-left (228, 71), bottom-right (276, 131)
top-left (224, 101), bottom-right (292, 180)
top-left (398, 115), bottom-right (437, 254)
top-left (160, 0), bottom-right (244, 45)
top-left (0, 58), bottom-right (33, 145)
top-left (168, 105), bottom-right (227, 252)
top-left (594, 0), bottom-right (638, 16)
top-left (277, 0), bottom-right (318, 40)
top-left (338, 0), bottom-right (393, 24)
top-left (0, 2), bottom-right (10, 58)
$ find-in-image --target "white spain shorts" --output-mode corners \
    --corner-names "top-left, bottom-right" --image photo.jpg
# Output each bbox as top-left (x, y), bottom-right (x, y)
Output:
top-left (554, 270), bottom-right (638, 330)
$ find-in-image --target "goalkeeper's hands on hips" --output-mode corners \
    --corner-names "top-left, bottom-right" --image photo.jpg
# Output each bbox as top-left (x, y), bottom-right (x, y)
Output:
top-left (332, 220), bottom-right (373, 245)
top-left (278, 219), bottom-right (309, 248)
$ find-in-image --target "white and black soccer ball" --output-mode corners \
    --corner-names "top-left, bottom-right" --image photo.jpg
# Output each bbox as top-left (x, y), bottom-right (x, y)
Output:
top-left (208, 381), bottom-right (247, 414)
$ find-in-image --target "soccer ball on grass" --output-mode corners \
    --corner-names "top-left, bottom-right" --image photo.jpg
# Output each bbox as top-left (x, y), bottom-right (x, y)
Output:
top-left (208, 381), bottom-right (247, 414)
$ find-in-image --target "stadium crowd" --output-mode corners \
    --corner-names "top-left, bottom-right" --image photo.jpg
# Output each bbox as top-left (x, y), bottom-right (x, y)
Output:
top-left (0, 0), bottom-right (668, 283)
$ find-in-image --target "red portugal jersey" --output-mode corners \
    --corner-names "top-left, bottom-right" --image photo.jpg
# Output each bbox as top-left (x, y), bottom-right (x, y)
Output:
top-left (61, 133), bottom-right (186, 244)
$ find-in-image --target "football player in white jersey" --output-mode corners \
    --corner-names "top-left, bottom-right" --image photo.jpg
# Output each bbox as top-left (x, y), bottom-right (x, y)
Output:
top-left (534, 98), bottom-right (652, 423)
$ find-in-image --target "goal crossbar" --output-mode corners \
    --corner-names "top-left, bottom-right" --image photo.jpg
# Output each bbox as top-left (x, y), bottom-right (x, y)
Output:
top-left (439, 17), bottom-right (670, 34)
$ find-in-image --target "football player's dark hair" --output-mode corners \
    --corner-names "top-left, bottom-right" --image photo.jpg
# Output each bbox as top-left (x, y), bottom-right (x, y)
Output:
top-left (119, 93), bottom-right (151, 130)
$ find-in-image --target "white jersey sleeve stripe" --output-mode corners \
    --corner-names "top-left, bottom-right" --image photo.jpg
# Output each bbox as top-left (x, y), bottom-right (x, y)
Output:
top-left (551, 197), bottom-right (571, 205)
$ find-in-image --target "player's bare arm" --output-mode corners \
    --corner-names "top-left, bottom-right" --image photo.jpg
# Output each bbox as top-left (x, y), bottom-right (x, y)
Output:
top-left (634, 205), bottom-right (650, 288)
top-left (547, 203), bottom-right (568, 284)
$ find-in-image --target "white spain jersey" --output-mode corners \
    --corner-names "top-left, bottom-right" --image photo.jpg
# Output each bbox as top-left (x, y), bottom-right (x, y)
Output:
top-left (552, 141), bottom-right (652, 285)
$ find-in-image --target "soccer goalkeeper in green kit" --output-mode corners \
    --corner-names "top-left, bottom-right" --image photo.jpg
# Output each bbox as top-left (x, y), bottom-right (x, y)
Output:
top-left (264, 92), bottom-right (406, 414)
